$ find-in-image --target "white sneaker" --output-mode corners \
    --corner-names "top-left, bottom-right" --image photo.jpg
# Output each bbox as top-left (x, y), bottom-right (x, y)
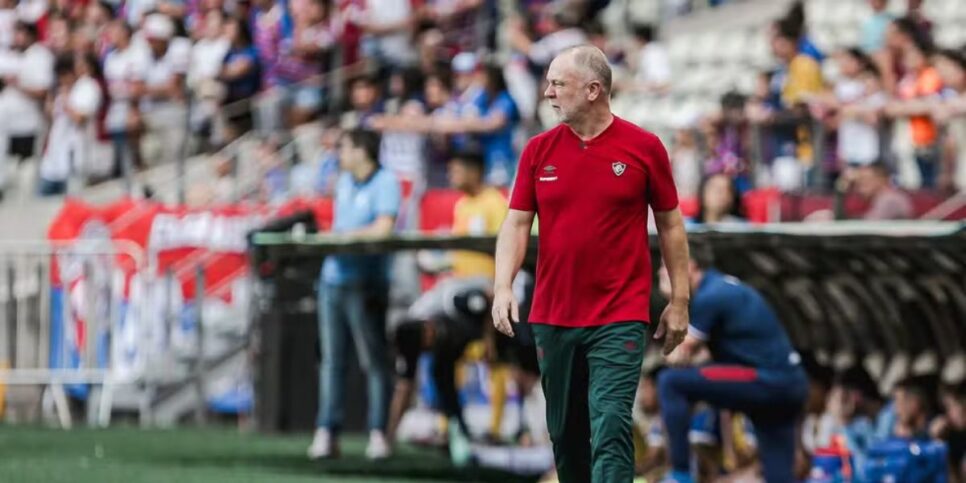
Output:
top-left (307, 428), bottom-right (338, 460)
top-left (365, 430), bottom-right (391, 460)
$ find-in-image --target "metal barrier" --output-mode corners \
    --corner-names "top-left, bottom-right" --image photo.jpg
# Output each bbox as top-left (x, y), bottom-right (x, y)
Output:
top-left (0, 240), bottom-right (146, 428)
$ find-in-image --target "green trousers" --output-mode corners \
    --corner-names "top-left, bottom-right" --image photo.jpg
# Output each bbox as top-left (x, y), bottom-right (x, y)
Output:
top-left (532, 321), bottom-right (647, 483)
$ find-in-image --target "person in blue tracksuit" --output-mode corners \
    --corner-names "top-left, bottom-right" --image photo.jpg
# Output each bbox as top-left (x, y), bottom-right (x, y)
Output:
top-left (656, 244), bottom-right (809, 483)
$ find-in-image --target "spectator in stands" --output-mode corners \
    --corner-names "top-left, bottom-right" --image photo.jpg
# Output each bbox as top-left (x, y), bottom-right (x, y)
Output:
top-left (139, 13), bottom-right (190, 168)
top-left (669, 127), bottom-right (701, 200)
top-left (103, 19), bottom-right (146, 178)
top-left (584, 20), bottom-right (621, 66)
top-left (312, 121), bottom-right (342, 197)
top-left (419, 0), bottom-right (486, 55)
top-left (218, 16), bottom-right (261, 141)
top-left (879, 16), bottom-right (925, 97)
top-left (355, 0), bottom-right (417, 69)
top-left (44, 13), bottom-right (72, 57)
top-left (931, 384), bottom-right (966, 481)
top-left (447, 52), bottom-right (486, 152)
top-left (435, 63), bottom-right (521, 187)
top-left (779, 1), bottom-right (824, 62)
top-left (250, 0), bottom-right (291, 132)
top-left (309, 129), bottom-right (401, 461)
top-left (905, 0), bottom-right (933, 45)
top-left (340, 74), bottom-right (384, 130)
top-left (885, 30), bottom-right (943, 188)
top-left (694, 174), bottom-right (745, 225)
top-left (809, 48), bottom-right (887, 173)
top-left (759, 18), bottom-right (824, 174)
top-left (40, 53), bottom-right (108, 195)
top-left (378, 68), bottom-right (428, 193)
top-left (823, 367), bottom-right (883, 478)
top-left (893, 378), bottom-right (933, 439)
top-left (853, 162), bottom-right (914, 220)
top-left (83, 1), bottom-right (114, 60)
top-left (622, 23), bottom-right (671, 95)
top-left (800, 355), bottom-right (835, 459)
top-left (250, 0), bottom-right (288, 88)
top-left (0, 21), bottom-right (54, 200)
top-left (186, 9), bottom-right (229, 143)
top-left (704, 92), bottom-right (752, 192)
top-left (507, 5), bottom-right (586, 71)
top-left (371, 69), bottom-right (456, 188)
top-left (933, 49), bottom-right (966, 191)
top-left (861, 0), bottom-right (894, 54)
top-left (275, 0), bottom-right (336, 126)
top-left (771, 19), bottom-right (824, 110)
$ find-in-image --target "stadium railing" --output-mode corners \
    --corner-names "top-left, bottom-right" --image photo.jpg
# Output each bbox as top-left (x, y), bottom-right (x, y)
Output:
top-left (0, 239), bottom-right (145, 428)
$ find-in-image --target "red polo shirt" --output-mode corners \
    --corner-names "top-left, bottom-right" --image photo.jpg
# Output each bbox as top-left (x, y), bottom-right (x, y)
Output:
top-left (509, 116), bottom-right (678, 327)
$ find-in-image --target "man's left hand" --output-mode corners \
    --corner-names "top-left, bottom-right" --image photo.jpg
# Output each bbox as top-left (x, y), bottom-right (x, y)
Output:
top-left (655, 302), bottom-right (688, 355)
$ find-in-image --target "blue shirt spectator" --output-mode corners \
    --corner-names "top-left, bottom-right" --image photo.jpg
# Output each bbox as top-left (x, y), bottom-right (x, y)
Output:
top-left (861, 1), bottom-right (894, 53)
top-left (476, 90), bottom-right (520, 186)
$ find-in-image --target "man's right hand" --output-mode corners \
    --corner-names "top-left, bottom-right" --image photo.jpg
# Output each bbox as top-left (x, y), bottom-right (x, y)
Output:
top-left (491, 287), bottom-right (519, 337)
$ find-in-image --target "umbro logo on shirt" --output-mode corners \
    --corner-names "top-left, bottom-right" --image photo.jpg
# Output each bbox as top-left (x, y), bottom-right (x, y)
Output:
top-left (539, 165), bottom-right (558, 182)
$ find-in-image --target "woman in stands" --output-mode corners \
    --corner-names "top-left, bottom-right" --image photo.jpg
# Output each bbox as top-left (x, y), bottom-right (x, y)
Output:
top-left (932, 49), bottom-right (966, 192)
top-left (39, 53), bottom-right (107, 195)
top-left (694, 173), bottom-right (746, 225)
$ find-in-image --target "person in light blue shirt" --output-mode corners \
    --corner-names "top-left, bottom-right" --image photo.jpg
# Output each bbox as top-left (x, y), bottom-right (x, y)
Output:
top-left (308, 129), bottom-right (401, 462)
top-left (861, 0), bottom-right (894, 53)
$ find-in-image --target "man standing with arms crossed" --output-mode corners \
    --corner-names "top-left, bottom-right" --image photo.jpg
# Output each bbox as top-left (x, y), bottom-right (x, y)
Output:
top-left (491, 45), bottom-right (692, 483)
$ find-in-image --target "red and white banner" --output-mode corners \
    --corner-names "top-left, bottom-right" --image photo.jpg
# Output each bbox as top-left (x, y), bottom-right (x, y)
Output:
top-left (47, 196), bottom-right (334, 299)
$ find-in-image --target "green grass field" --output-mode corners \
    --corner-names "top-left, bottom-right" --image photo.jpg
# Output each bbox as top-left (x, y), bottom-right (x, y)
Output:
top-left (0, 426), bottom-right (541, 483)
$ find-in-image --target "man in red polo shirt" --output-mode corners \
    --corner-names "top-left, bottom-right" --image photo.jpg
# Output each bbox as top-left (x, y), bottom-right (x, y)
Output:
top-left (492, 45), bottom-right (691, 482)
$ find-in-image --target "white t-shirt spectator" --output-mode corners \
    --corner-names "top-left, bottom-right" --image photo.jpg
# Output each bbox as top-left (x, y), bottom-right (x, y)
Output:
top-left (41, 76), bottom-right (104, 182)
top-left (379, 99), bottom-right (427, 184)
top-left (359, 0), bottom-right (415, 66)
top-left (0, 42), bottom-right (54, 135)
top-left (141, 37), bottom-right (191, 113)
top-left (104, 44), bottom-right (150, 132)
top-left (836, 79), bottom-right (886, 166)
top-left (635, 42), bottom-right (671, 88)
top-left (187, 36), bottom-right (230, 90)
top-left (527, 28), bottom-right (587, 66)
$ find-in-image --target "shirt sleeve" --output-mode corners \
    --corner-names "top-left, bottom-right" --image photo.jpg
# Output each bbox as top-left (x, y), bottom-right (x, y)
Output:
top-left (489, 92), bottom-right (518, 122)
top-left (645, 134), bottom-right (679, 212)
top-left (374, 171), bottom-right (401, 217)
top-left (508, 140), bottom-right (537, 212)
top-left (688, 287), bottom-right (722, 341)
top-left (486, 191), bottom-right (509, 234)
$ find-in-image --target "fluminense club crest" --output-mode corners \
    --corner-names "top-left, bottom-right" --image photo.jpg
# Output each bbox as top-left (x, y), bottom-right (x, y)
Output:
top-left (612, 161), bottom-right (626, 176)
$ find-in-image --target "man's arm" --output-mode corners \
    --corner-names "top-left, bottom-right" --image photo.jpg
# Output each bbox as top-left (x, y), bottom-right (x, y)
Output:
top-left (653, 209), bottom-right (690, 355)
top-left (491, 209), bottom-right (534, 337)
top-left (346, 214), bottom-right (395, 237)
top-left (666, 333), bottom-right (703, 366)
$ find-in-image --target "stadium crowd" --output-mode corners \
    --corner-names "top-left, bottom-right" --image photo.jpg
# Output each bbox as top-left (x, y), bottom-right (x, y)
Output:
top-left (2, 0), bottom-right (965, 481)
top-left (0, 0), bottom-right (962, 221)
